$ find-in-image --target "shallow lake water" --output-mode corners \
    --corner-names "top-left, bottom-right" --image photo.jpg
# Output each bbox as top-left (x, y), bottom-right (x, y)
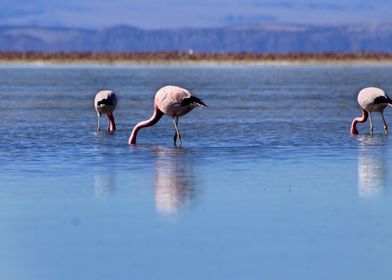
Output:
top-left (0, 65), bottom-right (392, 279)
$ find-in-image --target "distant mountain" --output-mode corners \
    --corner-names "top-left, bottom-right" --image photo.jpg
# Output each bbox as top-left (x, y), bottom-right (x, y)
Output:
top-left (1, 24), bottom-right (392, 52)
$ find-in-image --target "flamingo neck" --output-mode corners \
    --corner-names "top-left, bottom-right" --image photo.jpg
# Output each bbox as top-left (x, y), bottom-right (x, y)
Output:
top-left (350, 108), bottom-right (368, 135)
top-left (108, 113), bottom-right (116, 131)
top-left (129, 107), bottom-right (164, 144)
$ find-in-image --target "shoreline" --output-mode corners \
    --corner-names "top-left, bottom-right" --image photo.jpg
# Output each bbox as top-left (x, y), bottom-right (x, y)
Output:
top-left (1, 51), bottom-right (392, 66)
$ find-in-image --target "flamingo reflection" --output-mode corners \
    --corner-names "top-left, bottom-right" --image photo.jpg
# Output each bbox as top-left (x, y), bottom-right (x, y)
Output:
top-left (357, 135), bottom-right (387, 198)
top-left (154, 147), bottom-right (196, 215)
top-left (94, 174), bottom-right (116, 201)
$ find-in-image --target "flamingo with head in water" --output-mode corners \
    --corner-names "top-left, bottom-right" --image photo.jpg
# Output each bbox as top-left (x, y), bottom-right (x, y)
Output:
top-left (350, 87), bottom-right (392, 135)
top-left (94, 90), bottom-right (117, 132)
top-left (129, 85), bottom-right (206, 145)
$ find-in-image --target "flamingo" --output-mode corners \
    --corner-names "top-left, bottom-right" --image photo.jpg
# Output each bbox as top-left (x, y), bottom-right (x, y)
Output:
top-left (94, 90), bottom-right (117, 132)
top-left (350, 87), bottom-right (392, 135)
top-left (129, 85), bottom-right (206, 145)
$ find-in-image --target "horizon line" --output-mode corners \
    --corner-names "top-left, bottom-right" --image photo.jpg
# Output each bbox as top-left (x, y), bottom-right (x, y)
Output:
top-left (1, 22), bottom-right (392, 31)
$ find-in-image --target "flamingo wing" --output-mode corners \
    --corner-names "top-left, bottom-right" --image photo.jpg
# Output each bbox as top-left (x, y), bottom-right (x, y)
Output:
top-left (181, 96), bottom-right (207, 107)
top-left (374, 95), bottom-right (392, 105)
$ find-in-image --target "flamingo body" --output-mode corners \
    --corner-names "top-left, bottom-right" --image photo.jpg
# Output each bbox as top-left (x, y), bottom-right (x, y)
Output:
top-left (155, 86), bottom-right (194, 117)
top-left (358, 87), bottom-right (389, 113)
top-left (351, 87), bottom-right (391, 135)
top-left (94, 90), bottom-right (117, 132)
top-left (129, 85), bottom-right (206, 145)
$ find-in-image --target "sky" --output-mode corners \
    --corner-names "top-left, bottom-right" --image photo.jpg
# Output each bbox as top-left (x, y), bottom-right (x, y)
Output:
top-left (0, 0), bottom-right (391, 29)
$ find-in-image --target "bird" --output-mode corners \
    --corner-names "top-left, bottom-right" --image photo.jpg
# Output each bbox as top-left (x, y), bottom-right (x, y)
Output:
top-left (129, 85), bottom-right (206, 145)
top-left (94, 90), bottom-right (117, 132)
top-left (350, 87), bottom-right (392, 135)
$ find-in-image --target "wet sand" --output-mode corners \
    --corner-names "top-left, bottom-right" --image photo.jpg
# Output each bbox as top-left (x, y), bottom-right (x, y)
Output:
top-left (1, 51), bottom-right (392, 65)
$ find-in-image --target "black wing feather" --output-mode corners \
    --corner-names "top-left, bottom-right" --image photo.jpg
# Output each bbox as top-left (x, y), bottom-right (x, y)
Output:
top-left (97, 98), bottom-right (113, 106)
top-left (181, 96), bottom-right (207, 107)
top-left (374, 95), bottom-right (392, 105)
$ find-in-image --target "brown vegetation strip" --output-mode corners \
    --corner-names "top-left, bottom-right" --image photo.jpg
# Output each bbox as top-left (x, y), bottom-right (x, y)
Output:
top-left (0, 51), bottom-right (392, 63)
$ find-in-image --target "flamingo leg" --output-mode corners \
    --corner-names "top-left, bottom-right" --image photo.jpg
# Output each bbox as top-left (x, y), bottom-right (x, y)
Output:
top-left (97, 113), bottom-right (101, 132)
top-left (173, 129), bottom-right (177, 144)
top-left (381, 112), bottom-right (389, 135)
top-left (172, 116), bottom-right (182, 145)
top-left (369, 113), bottom-right (373, 135)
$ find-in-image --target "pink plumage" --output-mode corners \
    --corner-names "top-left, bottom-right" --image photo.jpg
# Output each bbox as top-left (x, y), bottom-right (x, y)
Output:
top-left (129, 85), bottom-right (206, 145)
top-left (94, 90), bottom-right (117, 132)
top-left (350, 87), bottom-right (391, 135)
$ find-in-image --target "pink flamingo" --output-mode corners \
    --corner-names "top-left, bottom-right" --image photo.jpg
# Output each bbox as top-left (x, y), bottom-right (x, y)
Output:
top-left (129, 85), bottom-right (206, 145)
top-left (351, 87), bottom-right (392, 135)
top-left (94, 90), bottom-right (117, 132)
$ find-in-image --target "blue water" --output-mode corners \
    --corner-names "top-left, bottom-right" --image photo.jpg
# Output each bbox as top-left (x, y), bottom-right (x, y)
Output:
top-left (1, 65), bottom-right (392, 279)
